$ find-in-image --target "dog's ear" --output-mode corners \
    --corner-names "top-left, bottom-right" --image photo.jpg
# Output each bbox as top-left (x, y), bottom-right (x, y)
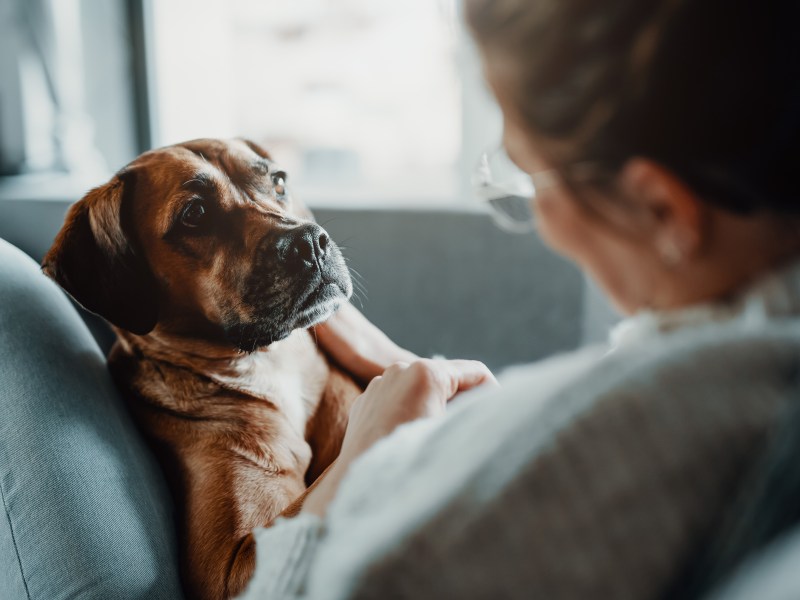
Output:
top-left (240, 138), bottom-right (272, 160)
top-left (42, 171), bottom-right (159, 335)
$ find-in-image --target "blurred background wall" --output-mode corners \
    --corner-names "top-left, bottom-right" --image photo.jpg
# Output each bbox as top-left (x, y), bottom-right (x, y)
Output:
top-left (0, 0), bottom-right (620, 371)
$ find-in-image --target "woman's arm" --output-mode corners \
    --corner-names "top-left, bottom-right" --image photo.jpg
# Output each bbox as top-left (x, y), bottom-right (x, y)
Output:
top-left (291, 341), bottom-right (786, 600)
top-left (237, 358), bottom-right (495, 599)
top-left (301, 358), bottom-right (497, 516)
top-left (313, 303), bottom-right (419, 383)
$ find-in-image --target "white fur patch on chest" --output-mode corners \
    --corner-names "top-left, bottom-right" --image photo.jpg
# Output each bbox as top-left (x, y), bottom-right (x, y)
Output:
top-left (212, 330), bottom-right (329, 436)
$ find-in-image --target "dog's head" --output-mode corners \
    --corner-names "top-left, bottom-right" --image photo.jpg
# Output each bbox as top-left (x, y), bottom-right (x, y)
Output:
top-left (42, 138), bottom-right (353, 351)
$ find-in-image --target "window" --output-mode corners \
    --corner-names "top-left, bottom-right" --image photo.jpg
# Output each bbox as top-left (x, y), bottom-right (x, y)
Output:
top-left (0, 0), bottom-right (140, 180)
top-left (0, 0), bottom-right (501, 207)
top-left (149, 0), bottom-right (500, 205)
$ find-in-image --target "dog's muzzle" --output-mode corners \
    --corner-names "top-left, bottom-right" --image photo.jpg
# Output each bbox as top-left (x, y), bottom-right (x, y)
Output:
top-left (276, 222), bottom-right (352, 316)
top-left (229, 222), bottom-right (352, 351)
top-left (280, 223), bottom-right (331, 274)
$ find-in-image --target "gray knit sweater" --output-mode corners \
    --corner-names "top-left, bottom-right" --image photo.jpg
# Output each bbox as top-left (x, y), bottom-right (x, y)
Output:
top-left (238, 262), bottom-right (800, 600)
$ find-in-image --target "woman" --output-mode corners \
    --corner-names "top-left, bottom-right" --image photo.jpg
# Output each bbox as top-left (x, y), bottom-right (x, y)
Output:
top-left (242, 0), bottom-right (800, 598)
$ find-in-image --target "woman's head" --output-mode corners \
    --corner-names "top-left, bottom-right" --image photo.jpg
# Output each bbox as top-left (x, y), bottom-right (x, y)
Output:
top-left (466, 0), bottom-right (800, 313)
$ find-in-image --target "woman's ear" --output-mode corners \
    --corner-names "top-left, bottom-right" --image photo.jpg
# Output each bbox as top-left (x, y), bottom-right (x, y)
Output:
top-left (618, 158), bottom-right (707, 266)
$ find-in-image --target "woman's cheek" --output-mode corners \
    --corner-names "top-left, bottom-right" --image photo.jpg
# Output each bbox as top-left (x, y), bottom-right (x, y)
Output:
top-left (532, 192), bottom-right (590, 259)
top-left (533, 192), bottom-right (658, 314)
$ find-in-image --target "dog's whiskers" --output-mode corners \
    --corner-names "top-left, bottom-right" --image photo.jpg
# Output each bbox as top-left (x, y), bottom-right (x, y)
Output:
top-left (318, 217), bottom-right (338, 229)
top-left (353, 288), bottom-right (368, 306)
top-left (336, 235), bottom-right (356, 247)
top-left (347, 267), bottom-right (368, 309)
top-left (347, 264), bottom-right (367, 283)
top-left (350, 276), bottom-right (368, 295)
top-left (349, 268), bottom-right (367, 286)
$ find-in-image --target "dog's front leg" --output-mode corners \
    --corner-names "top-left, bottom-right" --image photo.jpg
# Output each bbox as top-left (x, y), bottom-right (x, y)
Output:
top-left (303, 365), bottom-right (363, 484)
top-left (181, 445), bottom-right (311, 600)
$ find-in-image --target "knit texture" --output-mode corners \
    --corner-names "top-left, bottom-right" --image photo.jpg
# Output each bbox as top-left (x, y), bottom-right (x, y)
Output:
top-left (240, 261), bottom-right (800, 600)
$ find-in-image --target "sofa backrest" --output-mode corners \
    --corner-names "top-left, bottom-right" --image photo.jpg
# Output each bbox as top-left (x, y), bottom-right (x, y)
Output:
top-left (0, 198), bottom-right (587, 370)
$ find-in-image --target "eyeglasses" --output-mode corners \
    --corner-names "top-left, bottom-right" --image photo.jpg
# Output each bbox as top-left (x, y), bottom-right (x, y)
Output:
top-left (472, 146), bottom-right (561, 234)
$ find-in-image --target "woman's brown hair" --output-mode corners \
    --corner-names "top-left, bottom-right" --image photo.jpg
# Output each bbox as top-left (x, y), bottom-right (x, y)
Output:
top-left (466, 0), bottom-right (800, 215)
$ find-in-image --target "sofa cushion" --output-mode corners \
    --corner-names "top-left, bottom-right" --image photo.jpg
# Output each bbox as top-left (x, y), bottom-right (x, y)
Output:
top-left (704, 526), bottom-right (800, 600)
top-left (0, 238), bottom-right (184, 599)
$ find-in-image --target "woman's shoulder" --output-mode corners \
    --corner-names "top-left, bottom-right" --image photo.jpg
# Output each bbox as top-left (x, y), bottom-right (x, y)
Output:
top-left (332, 318), bottom-right (800, 524)
top-left (503, 317), bottom-right (800, 406)
top-left (467, 317), bottom-right (800, 464)
top-left (600, 317), bottom-right (800, 399)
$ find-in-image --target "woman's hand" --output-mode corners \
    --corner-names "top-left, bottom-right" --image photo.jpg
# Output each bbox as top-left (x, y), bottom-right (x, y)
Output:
top-left (338, 359), bottom-right (497, 461)
top-left (313, 303), bottom-right (419, 383)
top-left (300, 358), bottom-right (496, 517)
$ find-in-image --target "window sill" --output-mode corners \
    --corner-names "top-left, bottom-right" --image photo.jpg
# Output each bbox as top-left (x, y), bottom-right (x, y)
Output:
top-left (0, 173), bottom-right (487, 214)
top-left (0, 173), bottom-right (109, 203)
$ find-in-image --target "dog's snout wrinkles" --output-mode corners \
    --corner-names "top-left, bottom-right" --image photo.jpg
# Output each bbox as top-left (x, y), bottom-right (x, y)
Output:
top-left (287, 224), bottom-right (329, 269)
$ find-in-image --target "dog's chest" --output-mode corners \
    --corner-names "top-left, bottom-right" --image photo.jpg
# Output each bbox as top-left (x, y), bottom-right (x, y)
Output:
top-left (213, 330), bottom-right (329, 436)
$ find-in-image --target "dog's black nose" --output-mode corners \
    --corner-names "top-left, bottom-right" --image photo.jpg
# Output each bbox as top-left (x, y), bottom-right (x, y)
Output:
top-left (286, 224), bottom-right (329, 268)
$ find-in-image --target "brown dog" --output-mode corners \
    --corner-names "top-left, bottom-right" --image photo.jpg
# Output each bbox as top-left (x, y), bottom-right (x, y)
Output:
top-left (42, 138), bottom-right (363, 599)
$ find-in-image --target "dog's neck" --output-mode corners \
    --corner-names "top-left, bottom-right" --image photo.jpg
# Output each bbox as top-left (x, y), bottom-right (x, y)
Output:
top-left (116, 326), bottom-right (253, 371)
top-left (114, 326), bottom-right (331, 436)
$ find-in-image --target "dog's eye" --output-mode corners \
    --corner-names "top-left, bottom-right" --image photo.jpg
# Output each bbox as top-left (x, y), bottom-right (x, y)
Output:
top-left (272, 172), bottom-right (288, 201)
top-left (181, 200), bottom-right (206, 227)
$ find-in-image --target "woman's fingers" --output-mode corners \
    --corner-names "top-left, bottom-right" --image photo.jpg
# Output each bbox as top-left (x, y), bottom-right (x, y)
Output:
top-left (340, 358), bottom-right (496, 464)
top-left (387, 359), bottom-right (496, 402)
top-left (444, 359), bottom-right (498, 394)
top-left (312, 304), bottom-right (495, 402)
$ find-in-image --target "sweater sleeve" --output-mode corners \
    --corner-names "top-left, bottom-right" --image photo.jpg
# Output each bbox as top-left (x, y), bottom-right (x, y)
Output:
top-left (240, 334), bottom-right (791, 600)
top-left (237, 514), bottom-right (324, 599)
top-left (298, 336), bottom-right (789, 599)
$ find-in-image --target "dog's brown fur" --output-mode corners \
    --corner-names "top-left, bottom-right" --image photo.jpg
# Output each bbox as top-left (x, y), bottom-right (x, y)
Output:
top-left (42, 139), bottom-right (362, 599)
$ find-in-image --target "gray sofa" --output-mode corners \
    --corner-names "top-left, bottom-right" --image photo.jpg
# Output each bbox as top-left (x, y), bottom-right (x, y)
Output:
top-left (1, 196), bottom-right (799, 599)
top-left (0, 197), bottom-right (588, 369)
top-left (0, 196), bottom-right (588, 600)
